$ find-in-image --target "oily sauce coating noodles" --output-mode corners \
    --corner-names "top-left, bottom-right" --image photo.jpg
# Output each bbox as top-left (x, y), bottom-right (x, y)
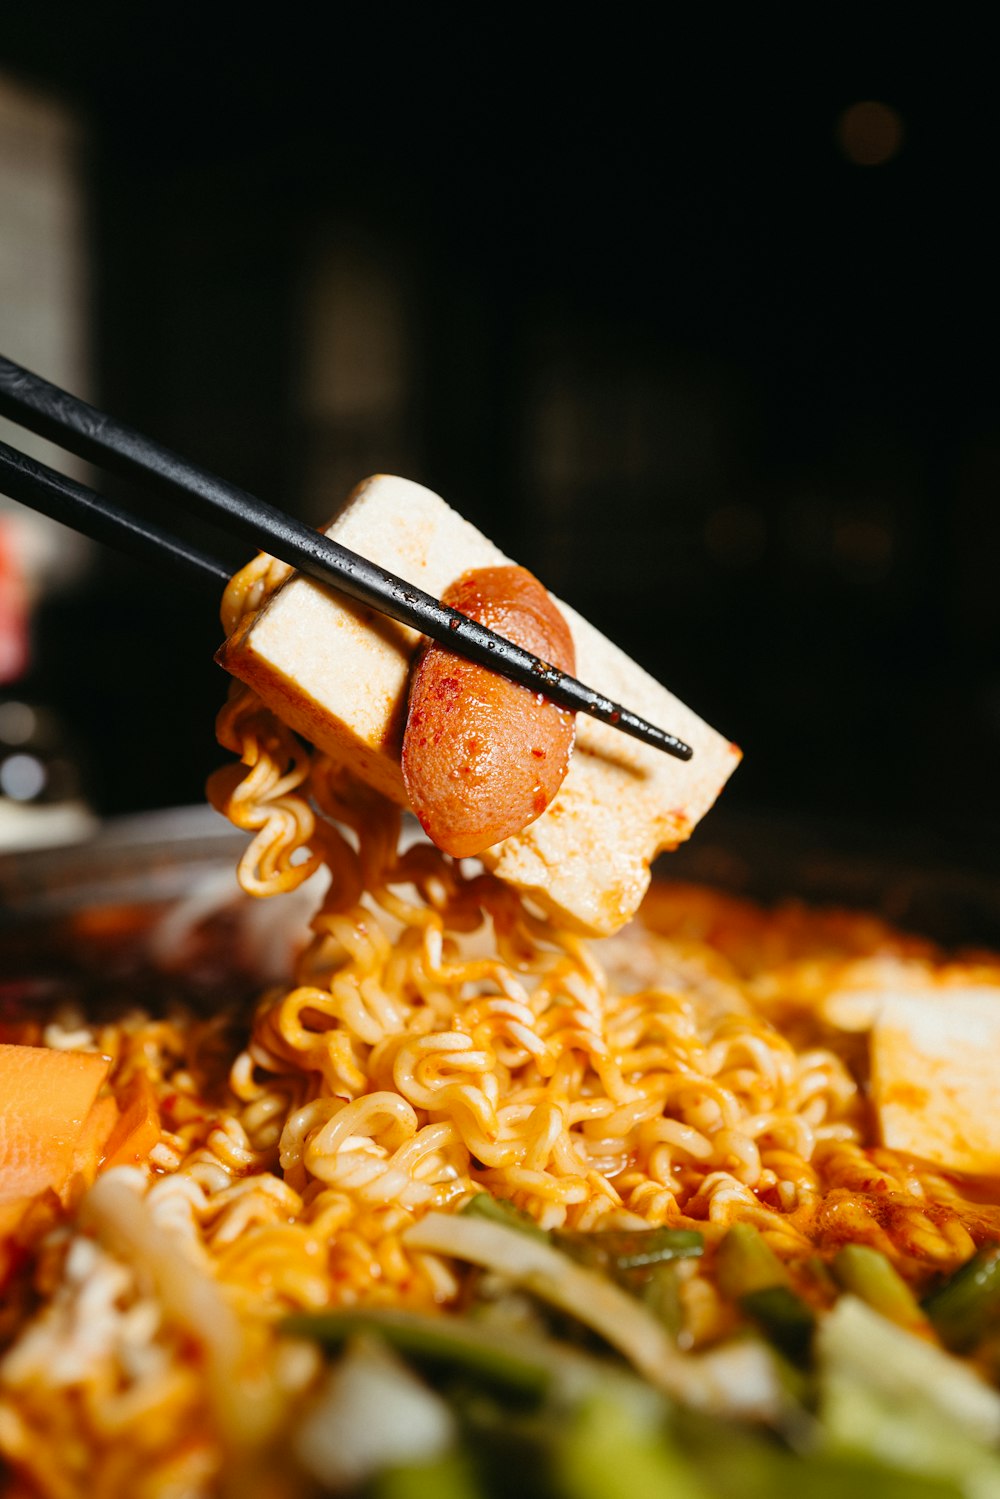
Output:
top-left (2, 551), bottom-right (1000, 1496)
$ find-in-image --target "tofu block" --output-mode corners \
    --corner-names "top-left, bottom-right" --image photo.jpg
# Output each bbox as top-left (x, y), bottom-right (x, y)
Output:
top-left (819, 960), bottom-right (937, 1031)
top-left (219, 474), bottom-right (740, 934)
top-left (872, 986), bottom-right (1000, 1176)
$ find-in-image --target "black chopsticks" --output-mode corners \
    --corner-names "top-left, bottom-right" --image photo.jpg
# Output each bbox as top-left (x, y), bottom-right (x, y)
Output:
top-left (0, 353), bottom-right (693, 761)
top-left (0, 438), bottom-right (232, 591)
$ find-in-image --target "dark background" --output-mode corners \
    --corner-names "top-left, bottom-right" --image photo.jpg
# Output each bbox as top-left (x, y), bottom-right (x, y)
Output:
top-left (1, 19), bottom-right (998, 870)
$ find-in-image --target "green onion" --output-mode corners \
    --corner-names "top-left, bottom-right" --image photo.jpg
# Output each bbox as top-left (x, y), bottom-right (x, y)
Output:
top-left (714, 1225), bottom-right (815, 1362)
top-left (635, 1260), bottom-right (686, 1341)
top-left (923, 1243), bottom-right (1000, 1353)
top-left (716, 1224), bottom-right (788, 1299)
top-left (461, 1193), bottom-right (550, 1242)
top-left (556, 1226), bottom-right (703, 1272)
top-left (804, 1255), bottom-right (839, 1301)
top-left (282, 1308), bottom-right (551, 1399)
top-left (740, 1287), bottom-right (815, 1365)
top-left (404, 1213), bottom-right (784, 1419)
top-left (833, 1245), bottom-right (929, 1334)
top-left (460, 1195), bottom-right (701, 1341)
top-left (550, 1227), bottom-right (702, 1343)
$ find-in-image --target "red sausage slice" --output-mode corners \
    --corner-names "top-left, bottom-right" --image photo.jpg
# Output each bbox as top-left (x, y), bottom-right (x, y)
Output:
top-left (402, 566), bottom-right (576, 858)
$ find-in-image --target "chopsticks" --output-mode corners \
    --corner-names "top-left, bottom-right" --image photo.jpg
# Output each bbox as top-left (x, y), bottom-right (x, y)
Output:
top-left (0, 438), bottom-right (232, 591)
top-left (0, 353), bottom-right (693, 761)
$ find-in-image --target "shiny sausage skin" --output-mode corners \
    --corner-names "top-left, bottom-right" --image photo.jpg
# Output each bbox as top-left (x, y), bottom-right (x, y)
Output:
top-left (402, 565), bottom-right (576, 858)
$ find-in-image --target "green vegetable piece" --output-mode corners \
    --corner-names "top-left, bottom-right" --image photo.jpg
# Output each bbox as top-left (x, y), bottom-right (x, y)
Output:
top-left (674, 1403), bottom-right (966, 1499)
top-left (461, 1192), bottom-right (549, 1242)
top-left (716, 1223), bottom-right (788, 1300)
top-left (820, 1368), bottom-right (1000, 1492)
top-left (834, 1245), bottom-right (929, 1333)
top-left (550, 1227), bottom-right (701, 1339)
top-left (923, 1243), bottom-right (1000, 1353)
top-left (542, 1223), bottom-right (701, 1343)
top-left (805, 1254), bottom-right (839, 1300)
top-left (282, 1308), bottom-right (550, 1398)
top-left (740, 1286), bottom-right (815, 1365)
top-left (369, 1451), bottom-right (483, 1499)
top-left (700, 1438), bottom-right (965, 1499)
top-left (636, 1259), bottom-right (685, 1341)
top-left (551, 1392), bottom-right (710, 1499)
top-left (556, 1226), bottom-right (703, 1272)
top-left (817, 1293), bottom-right (1000, 1490)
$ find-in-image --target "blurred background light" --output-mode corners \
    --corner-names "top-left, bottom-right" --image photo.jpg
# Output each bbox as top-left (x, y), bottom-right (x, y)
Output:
top-left (0, 699), bottom-right (36, 745)
top-left (837, 100), bottom-right (905, 167)
top-left (0, 750), bottom-right (46, 802)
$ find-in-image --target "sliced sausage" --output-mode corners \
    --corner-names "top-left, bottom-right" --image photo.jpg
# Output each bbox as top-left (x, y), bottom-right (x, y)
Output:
top-left (402, 565), bottom-right (576, 857)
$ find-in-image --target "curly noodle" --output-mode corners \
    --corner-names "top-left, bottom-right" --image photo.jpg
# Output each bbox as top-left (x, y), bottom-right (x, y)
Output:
top-left (4, 550), bottom-right (1000, 1497)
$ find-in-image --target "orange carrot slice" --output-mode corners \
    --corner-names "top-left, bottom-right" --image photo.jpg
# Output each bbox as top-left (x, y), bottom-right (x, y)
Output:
top-left (101, 1071), bottom-right (161, 1170)
top-left (72, 1094), bottom-right (121, 1184)
top-left (0, 1043), bottom-right (110, 1206)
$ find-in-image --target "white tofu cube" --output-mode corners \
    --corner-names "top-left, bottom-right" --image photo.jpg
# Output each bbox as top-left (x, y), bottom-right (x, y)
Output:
top-left (219, 474), bottom-right (740, 934)
top-left (872, 986), bottom-right (1000, 1176)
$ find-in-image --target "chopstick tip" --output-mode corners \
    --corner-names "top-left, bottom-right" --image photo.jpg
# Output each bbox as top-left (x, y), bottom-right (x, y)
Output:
top-left (611, 706), bottom-right (693, 761)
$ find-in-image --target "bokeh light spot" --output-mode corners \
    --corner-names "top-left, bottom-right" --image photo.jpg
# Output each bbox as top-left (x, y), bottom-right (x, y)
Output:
top-left (0, 752), bottom-right (46, 802)
top-left (836, 101), bottom-right (904, 166)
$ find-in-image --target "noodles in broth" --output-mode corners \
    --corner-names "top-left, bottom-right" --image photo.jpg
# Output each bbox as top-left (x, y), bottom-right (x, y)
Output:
top-left (2, 553), bottom-right (1000, 1497)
